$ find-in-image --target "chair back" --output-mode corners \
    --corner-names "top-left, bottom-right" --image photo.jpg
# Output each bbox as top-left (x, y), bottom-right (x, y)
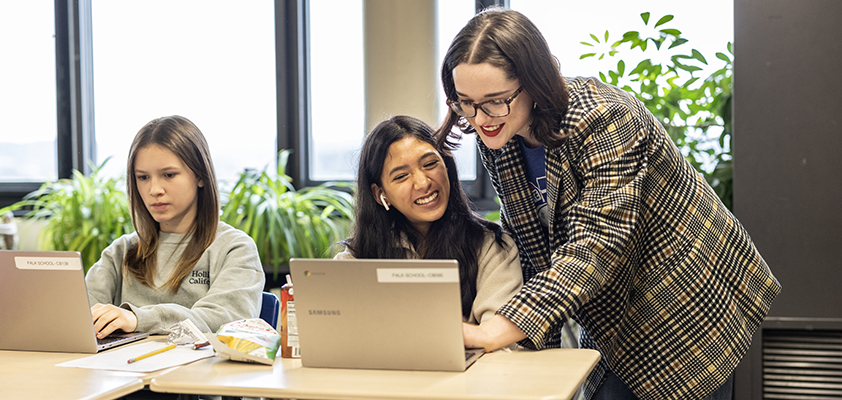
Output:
top-left (260, 292), bottom-right (280, 329)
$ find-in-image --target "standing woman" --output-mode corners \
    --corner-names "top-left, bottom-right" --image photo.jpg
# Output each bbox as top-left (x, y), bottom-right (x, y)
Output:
top-left (337, 115), bottom-right (522, 325)
top-left (86, 115), bottom-right (265, 337)
top-left (436, 7), bottom-right (780, 400)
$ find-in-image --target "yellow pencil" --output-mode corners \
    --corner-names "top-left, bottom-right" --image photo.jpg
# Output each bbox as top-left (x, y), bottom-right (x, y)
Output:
top-left (127, 344), bottom-right (177, 364)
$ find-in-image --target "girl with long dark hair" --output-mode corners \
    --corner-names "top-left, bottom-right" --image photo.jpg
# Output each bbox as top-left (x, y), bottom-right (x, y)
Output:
top-left (338, 115), bottom-right (522, 324)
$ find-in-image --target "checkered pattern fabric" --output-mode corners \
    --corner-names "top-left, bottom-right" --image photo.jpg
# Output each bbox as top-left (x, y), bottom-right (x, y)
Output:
top-left (479, 77), bottom-right (780, 400)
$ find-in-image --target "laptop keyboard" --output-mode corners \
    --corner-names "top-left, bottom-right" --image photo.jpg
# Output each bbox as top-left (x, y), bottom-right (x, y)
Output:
top-left (96, 335), bottom-right (126, 346)
top-left (464, 348), bottom-right (484, 368)
top-left (96, 332), bottom-right (148, 350)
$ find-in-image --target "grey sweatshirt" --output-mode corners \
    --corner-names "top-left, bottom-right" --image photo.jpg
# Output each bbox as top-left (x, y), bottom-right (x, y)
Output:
top-left (86, 221), bottom-right (265, 333)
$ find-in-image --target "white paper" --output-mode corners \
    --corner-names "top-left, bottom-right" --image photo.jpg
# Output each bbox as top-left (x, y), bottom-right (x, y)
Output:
top-left (56, 342), bottom-right (214, 373)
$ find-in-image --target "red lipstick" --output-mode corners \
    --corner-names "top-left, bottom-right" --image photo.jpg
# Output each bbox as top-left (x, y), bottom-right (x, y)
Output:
top-left (481, 124), bottom-right (504, 137)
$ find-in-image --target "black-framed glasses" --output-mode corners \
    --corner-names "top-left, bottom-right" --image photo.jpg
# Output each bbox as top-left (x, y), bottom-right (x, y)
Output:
top-left (447, 86), bottom-right (524, 118)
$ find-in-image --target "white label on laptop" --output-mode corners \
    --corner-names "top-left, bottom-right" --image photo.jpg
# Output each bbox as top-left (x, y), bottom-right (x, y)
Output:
top-left (376, 268), bottom-right (459, 283)
top-left (15, 256), bottom-right (82, 270)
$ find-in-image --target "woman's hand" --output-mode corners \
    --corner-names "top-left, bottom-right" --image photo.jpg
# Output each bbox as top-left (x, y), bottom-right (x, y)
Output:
top-left (463, 314), bottom-right (527, 352)
top-left (90, 303), bottom-right (138, 338)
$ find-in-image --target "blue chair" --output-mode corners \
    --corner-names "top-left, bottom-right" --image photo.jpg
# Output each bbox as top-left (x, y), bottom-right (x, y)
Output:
top-left (260, 292), bottom-right (280, 329)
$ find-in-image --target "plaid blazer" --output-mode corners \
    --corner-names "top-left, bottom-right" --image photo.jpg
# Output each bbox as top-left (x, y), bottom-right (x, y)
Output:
top-left (478, 77), bottom-right (780, 400)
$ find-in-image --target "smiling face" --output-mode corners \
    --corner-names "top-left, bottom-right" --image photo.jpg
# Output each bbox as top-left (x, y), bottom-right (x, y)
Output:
top-left (452, 62), bottom-right (539, 149)
top-left (133, 144), bottom-right (204, 234)
top-left (373, 136), bottom-right (450, 236)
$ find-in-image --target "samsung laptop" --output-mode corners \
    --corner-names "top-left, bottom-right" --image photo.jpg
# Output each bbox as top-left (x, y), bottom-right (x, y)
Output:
top-left (0, 250), bottom-right (148, 353)
top-left (289, 258), bottom-right (483, 372)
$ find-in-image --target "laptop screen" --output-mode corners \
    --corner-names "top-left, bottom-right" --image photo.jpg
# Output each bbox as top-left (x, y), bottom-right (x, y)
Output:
top-left (0, 250), bottom-right (145, 353)
top-left (289, 258), bottom-right (479, 371)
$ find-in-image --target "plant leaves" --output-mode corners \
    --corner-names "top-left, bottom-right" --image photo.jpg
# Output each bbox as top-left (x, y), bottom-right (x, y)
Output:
top-left (219, 150), bottom-right (355, 271)
top-left (655, 15), bottom-right (674, 27)
top-left (10, 158), bottom-right (134, 272)
top-left (668, 38), bottom-right (689, 49)
top-left (677, 64), bottom-right (703, 73)
top-left (692, 49), bottom-right (708, 64)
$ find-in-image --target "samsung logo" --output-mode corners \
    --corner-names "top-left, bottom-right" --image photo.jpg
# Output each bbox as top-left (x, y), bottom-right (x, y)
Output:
top-left (309, 309), bottom-right (341, 316)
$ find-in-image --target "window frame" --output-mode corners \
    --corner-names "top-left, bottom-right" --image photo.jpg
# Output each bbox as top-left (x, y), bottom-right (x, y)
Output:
top-left (292, 0), bottom-right (505, 211)
top-left (0, 0), bottom-right (90, 210)
top-left (1, 0), bottom-right (505, 212)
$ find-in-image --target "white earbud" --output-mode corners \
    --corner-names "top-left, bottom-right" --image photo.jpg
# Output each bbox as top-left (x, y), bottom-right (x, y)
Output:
top-left (379, 193), bottom-right (390, 211)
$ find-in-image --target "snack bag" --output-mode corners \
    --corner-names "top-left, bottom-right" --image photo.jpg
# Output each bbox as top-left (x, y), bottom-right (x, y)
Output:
top-left (211, 318), bottom-right (281, 365)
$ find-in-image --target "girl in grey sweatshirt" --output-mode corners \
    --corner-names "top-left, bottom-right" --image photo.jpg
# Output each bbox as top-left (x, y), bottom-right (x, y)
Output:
top-left (85, 115), bottom-right (264, 337)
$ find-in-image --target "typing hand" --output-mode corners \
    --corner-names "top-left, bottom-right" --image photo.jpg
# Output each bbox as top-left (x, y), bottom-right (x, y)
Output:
top-left (90, 303), bottom-right (138, 339)
top-left (463, 314), bottom-right (527, 352)
top-left (462, 322), bottom-right (488, 350)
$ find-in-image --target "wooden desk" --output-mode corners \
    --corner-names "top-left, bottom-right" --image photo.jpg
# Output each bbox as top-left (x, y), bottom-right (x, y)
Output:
top-left (0, 349), bottom-right (144, 400)
top-left (151, 348), bottom-right (600, 400)
top-left (0, 335), bottom-right (191, 399)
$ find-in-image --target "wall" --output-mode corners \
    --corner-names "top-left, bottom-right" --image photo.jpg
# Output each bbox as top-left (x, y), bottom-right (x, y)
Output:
top-left (363, 0), bottom-right (438, 132)
top-left (732, 0), bottom-right (842, 398)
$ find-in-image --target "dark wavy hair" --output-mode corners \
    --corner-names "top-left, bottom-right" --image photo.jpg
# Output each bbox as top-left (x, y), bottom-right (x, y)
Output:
top-left (341, 115), bottom-right (506, 318)
top-left (436, 7), bottom-right (570, 149)
top-left (125, 115), bottom-right (219, 293)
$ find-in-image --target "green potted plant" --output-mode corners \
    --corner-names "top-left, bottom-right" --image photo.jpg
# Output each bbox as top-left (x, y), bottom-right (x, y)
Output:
top-left (0, 159), bottom-right (134, 272)
top-left (220, 150), bottom-right (355, 279)
top-left (580, 12), bottom-right (734, 208)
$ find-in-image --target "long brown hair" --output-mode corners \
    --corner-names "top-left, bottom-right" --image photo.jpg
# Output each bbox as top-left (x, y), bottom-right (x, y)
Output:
top-left (436, 7), bottom-right (570, 148)
top-left (340, 116), bottom-right (508, 319)
top-left (124, 115), bottom-right (219, 293)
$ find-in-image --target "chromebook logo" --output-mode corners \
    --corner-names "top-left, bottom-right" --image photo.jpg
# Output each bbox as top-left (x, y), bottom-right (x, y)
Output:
top-left (303, 270), bottom-right (311, 277)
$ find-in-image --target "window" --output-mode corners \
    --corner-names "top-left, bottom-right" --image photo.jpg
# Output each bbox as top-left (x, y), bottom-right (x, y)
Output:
top-left (509, 0), bottom-right (733, 79)
top-left (307, 0), bottom-right (478, 182)
top-left (90, 0), bottom-right (277, 187)
top-left (437, 0), bottom-right (479, 181)
top-left (0, 1), bottom-right (58, 183)
top-left (0, 0), bottom-right (734, 210)
top-left (509, 0), bottom-right (734, 171)
top-left (308, 0), bottom-right (364, 181)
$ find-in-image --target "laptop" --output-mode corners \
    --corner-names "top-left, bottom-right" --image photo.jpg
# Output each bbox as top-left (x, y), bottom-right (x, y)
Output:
top-left (0, 250), bottom-right (148, 353)
top-left (289, 258), bottom-right (484, 372)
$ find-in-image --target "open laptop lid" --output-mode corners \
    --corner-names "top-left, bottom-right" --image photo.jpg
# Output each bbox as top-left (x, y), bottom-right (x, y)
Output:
top-left (0, 250), bottom-right (146, 353)
top-left (289, 258), bottom-right (479, 372)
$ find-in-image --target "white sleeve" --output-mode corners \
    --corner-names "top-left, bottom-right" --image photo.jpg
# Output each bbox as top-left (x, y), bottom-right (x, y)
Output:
top-left (470, 232), bottom-right (523, 324)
